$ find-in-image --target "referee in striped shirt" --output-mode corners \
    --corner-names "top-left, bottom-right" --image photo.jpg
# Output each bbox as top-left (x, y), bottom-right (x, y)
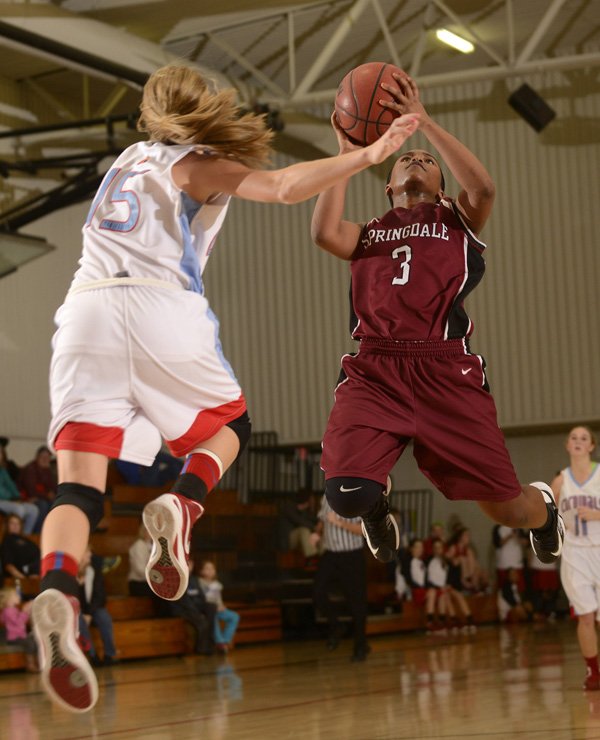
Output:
top-left (312, 496), bottom-right (370, 661)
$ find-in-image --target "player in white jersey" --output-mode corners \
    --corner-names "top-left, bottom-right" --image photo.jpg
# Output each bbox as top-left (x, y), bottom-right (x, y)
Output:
top-left (551, 425), bottom-right (600, 691)
top-left (32, 63), bottom-right (421, 713)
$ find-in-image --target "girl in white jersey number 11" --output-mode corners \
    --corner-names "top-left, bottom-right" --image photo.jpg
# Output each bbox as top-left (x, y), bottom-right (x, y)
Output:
top-left (552, 425), bottom-right (600, 691)
top-left (31, 63), bottom-right (421, 713)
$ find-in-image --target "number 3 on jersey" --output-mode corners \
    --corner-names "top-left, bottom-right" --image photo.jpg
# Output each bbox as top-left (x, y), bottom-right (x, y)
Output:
top-left (85, 167), bottom-right (141, 233)
top-left (392, 245), bottom-right (412, 285)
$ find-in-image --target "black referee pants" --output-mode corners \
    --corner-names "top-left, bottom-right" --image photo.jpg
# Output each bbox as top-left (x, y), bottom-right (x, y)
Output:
top-left (313, 548), bottom-right (368, 649)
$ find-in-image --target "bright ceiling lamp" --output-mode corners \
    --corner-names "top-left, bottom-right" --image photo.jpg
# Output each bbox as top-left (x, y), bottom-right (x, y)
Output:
top-left (436, 28), bottom-right (475, 54)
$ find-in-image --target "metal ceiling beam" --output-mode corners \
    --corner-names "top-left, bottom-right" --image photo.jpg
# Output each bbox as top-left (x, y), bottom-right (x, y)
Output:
top-left (410, 2), bottom-right (436, 78)
top-left (162, 1), bottom-right (346, 44)
top-left (370, 0), bottom-right (401, 69)
top-left (278, 50), bottom-right (600, 107)
top-left (0, 20), bottom-right (148, 87)
top-left (515, 0), bottom-right (568, 66)
top-left (206, 33), bottom-right (287, 98)
top-left (506, 0), bottom-right (515, 66)
top-left (94, 85), bottom-right (130, 118)
top-left (23, 79), bottom-right (77, 122)
top-left (288, 13), bottom-right (297, 91)
top-left (292, 0), bottom-right (371, 99)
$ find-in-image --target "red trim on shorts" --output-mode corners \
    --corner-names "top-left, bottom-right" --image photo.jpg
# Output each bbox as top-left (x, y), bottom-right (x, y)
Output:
top-left (54, 422), bottom-right (124, 458)
top-left (166, 395), bottom-right (247, 457)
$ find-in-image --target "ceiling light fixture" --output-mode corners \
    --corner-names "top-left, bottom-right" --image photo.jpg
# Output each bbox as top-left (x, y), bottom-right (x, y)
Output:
top-left (436, 29), bottom-right (475, 54)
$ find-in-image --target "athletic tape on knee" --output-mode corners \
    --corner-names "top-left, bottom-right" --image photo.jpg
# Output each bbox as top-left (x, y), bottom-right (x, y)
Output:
top-left (50, 482), bottom-right (105, 531)
top-left (325, 477), bottom-right (383, 518)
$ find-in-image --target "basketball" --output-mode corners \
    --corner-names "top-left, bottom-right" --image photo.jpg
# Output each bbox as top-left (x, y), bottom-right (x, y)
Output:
top-left (334, 62), bottom-right (406, 146)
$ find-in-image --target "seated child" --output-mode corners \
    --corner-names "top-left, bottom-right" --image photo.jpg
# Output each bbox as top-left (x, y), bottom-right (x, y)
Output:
top-left (199, 560), bottom-right (240, 653)
top-left (497, 567), bottom-right (535, 623)
top-left (428, 538), bottom-right (477, 634)
top-left (0, 586), bottom-right (38, 672)
top-left (425, 538), bottom-right (453, 634)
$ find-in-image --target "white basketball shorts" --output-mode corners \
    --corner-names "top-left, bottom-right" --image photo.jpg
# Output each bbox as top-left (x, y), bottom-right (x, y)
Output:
top-left (48, 280), bottom-right (245, 465)
top-left (560, 544), bottom-right (600, 618)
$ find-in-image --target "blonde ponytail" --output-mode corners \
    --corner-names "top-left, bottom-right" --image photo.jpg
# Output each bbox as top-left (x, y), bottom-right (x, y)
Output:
top-left (138, 64), bottom-right (274, 168)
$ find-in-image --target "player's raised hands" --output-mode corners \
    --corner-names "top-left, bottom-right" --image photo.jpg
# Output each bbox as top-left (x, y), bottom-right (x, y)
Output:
top-left (331, 112), bottom-right (362, 155)
top-left (379, 74), bottom-right (430, 124)
top-left (364, 113), bottom-right (420, 165)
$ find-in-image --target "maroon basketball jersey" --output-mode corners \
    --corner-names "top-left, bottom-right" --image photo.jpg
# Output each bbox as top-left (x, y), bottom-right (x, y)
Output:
top-left (350, 199), bottom-right (486, 341)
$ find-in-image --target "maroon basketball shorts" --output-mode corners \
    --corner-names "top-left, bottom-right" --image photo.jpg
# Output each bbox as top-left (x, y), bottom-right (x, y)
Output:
top-left (321, 338), bottom-right (522, 502)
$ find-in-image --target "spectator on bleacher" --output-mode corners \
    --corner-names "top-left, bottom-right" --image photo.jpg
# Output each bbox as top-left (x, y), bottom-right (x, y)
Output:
top-left (446, 513), bottom-right (466, 538)
top-left (425, 538), bottom-right (452, 634)
top-left (168, 558), bottom-right (217, 655)
top-left (200, 560), bottom-right (240, 654)
top-left (1, 514), bottom-right (40, 578)
top-left (0, 585), bottom-right (38, 672)
top-left (446, 527), bottom-right (488, 594)
top-left (277, 489), bottom-right (319, 560)
top-left (127, 525), bottom-right (214, 653)
top-left (447, 584), bottom-right (477, 634)
top-left (18, 446), bottom-right (57, 532)
top-left (312, 496), bottom-right (370, 662)
top-left (115, 449), bottom-right (183, 488)
top-left (493, 525), bottom-right (526, 589)
top-left (392, 510), bottom-right (414, 550)
top-left (0, 448), bottom-right (38, 535)
top-left (527, 548), bottom-right (560, 620)
top-left (0, 437), bottom-right (20, 483)
top-left (402, 538), bottom-right (442, 630)
top-left (394, 551), bottom-right (409, 601)
top-left (426, 538), bottom-right (477, 634)
top-left (423, 522), bottom-right (445, 560)
top-left (77, 548), bottom-right (118, 666)
top-left (128, 523), bottom-right (154, 597)
top-left (497, 567), bottom-right (534, 623)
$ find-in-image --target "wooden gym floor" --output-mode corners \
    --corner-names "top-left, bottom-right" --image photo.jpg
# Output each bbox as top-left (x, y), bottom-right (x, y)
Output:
top-left (1, 621), bottom-right (600, 740)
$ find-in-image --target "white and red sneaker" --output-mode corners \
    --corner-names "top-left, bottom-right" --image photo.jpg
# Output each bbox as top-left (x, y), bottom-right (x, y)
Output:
top-left (143, 493), bottom-right (204, 600)
top-left (584, 667), bottom-right (600, 691)
top-left (32, 589), bottom-right (98, 713)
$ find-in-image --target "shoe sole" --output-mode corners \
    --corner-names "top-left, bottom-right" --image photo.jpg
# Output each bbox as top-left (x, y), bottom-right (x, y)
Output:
top-left (529, 481), bottom-right (565, 563)
top-left (32, 589), bottom-right (98, 713)
top-left (361, 514), bottom-right (400, 563)
top-left (143, 494), bottom-right (193, 601)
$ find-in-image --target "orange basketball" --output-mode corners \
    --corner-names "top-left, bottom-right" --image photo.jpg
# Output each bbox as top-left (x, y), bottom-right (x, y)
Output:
top-left (334, 62), bottom-right (406, 146)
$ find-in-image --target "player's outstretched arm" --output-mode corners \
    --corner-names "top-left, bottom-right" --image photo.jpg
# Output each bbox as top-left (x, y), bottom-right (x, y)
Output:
top-left (380, 74), bottom-right (495, 235)
top-left (172, 113), bottom-right (420, 207)
top-left (311, 114), bottom-right (365, 260)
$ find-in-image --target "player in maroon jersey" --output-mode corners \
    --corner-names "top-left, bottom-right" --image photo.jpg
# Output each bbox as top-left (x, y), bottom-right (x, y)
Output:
top-left (311, 73), bottom-right (564, 567)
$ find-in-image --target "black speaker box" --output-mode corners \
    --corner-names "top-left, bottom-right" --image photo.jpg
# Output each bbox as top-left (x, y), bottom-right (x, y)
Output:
top-left (508, 83), bottom-right (556, 132)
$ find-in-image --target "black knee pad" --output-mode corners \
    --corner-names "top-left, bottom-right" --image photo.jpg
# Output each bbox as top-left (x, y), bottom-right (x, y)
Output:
top-left (226, 411), bottom-right (251, 459)
top-left (325, 477), bottom-right (384, 518)
top-left (50, 482), bottom-right (105, 531)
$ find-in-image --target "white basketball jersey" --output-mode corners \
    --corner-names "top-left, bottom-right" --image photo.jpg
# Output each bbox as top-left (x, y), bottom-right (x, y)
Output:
top-left (71, 142), bottom-right (230, 293)
top-left (559, 465), bottom-right (600, 546)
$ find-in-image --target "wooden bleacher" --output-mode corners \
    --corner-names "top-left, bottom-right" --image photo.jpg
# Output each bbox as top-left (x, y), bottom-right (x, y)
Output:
top-left (0, 481), bottom-right (284, 672)
top-left (0, 481), bottom-right (498, 673)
